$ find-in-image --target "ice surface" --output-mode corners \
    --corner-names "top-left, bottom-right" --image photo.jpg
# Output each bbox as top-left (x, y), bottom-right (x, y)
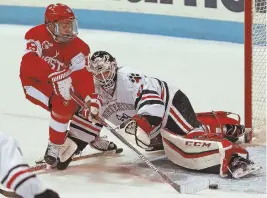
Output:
top-left (0, 25), bottom-right (265, 198)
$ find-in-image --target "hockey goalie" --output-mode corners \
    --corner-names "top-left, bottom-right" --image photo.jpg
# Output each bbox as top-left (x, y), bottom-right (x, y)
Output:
top-left (82, 50), bottom-right (261, 179)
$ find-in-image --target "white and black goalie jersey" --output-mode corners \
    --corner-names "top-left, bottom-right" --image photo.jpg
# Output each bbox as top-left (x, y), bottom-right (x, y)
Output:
top-left (95, 66), bottom-right (178, 138)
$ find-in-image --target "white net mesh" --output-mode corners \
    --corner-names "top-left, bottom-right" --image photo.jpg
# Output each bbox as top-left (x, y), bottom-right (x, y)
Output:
top-left (252, 0), bottom-right (266, 143)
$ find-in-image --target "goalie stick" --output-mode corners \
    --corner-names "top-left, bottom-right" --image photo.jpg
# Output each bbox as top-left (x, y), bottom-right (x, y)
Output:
top-left (70, 92), bottom-right (212, 194)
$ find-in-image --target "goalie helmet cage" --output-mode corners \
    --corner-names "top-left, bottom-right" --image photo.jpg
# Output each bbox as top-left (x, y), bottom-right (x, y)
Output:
top-left (244, 0), bottom-right (266, 137)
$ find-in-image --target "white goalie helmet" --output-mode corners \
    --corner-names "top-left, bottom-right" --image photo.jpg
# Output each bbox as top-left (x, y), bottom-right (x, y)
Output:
top-left (88, 51), bottom-right (118, 92)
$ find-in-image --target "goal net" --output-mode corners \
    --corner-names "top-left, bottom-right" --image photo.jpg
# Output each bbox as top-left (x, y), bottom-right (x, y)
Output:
top-left (245, 0), bottom-right (266, 144)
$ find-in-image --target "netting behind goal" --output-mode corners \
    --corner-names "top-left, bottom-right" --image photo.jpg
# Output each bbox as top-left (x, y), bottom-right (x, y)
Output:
top-left (245, 0), bottom-right (266, 144)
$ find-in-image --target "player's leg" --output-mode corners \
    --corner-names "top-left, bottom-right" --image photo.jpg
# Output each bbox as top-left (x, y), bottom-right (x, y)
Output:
top-left (21, 84), bottom-right (74, 166)
top-left (44, 95), bottom-right (78, 165)
top-left (166, 90), bottom-right (204, 135)
top-left (56, 110), bottom-right (120, 170)
top-left (162, 90), bottom-right (260, 178)
top-left (166, 90), bottom-right (249, 142)
top-left (70, 110), bottom-right (118, 151)
top-left (161, 128), bottom-right (260, 178)
top-left (196, 111), bottom-right (251, 143)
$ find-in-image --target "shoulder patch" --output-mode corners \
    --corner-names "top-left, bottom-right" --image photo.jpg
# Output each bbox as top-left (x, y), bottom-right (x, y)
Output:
top-left (128, 73), bottom-right (142, 83)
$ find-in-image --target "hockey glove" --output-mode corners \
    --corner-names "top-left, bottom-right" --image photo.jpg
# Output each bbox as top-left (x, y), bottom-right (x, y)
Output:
top-left (120, 115), bottom-right (152, 149)
top-left (81, 93), bottom-right (103, 123)
top-left (48, 69), bottom-right (73, 101)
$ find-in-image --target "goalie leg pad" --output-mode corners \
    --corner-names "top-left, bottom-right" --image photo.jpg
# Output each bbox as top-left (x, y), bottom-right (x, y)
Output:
top-left (161, 128), bottom-right (222, 171)
top-left (161, 128), bottom-right (252, 178)
top-left (68, 112), bottom-right (102, 143)
top-left (56, 136), bottom-right (90, 170)
top-left (58, 137), bottom-right (78, 162)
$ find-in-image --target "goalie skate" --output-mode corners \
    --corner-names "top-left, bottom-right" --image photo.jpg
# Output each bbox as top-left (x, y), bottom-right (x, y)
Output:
top-left (228, 154), bottom-right (262, 179)
top-left (90, 135), bottom-right (120, 152)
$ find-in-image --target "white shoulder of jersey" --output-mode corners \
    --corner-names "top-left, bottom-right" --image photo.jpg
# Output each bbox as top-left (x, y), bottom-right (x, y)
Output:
top-left (117, 66), bottom-right (165, 118)
top-left (69, 52), bottom-right (87, 72)
top-left (117, 66), bottom-right (146, 94)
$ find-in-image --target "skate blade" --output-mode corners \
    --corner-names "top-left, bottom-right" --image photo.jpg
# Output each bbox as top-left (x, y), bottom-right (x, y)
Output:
top-left (232, 165), bottom-right (262, 179)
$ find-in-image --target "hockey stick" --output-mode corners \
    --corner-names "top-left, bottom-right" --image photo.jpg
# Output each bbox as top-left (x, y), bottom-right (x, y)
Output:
top-left (0, 150), bottom-right (120, 198)
top-left (102, 122), bottom-right (183, 193)
top-left (70, 93), bottom-right (195, 193)
top-left (32, 149), bottom-right (120, 173)
top-left (0, 189), bottom-right (20, 198)
top-left (70, 93), bottom-right (216, 193)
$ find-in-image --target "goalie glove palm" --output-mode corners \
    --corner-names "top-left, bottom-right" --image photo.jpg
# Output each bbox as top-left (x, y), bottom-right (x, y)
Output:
top-left (121, 115), bottom-right (152, 149)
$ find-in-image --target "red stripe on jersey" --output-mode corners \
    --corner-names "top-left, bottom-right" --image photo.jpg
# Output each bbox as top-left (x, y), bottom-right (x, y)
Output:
top-left (141, 95), bottom-right (162, 101)
top-left (161, 86), bottom-right (165, 100)
top-left (72, 116), bottom-right (101, 133)
top-left (7, 169), bottom-right (30, 188)
top-left (170, 107), bottom-right (192, 132)
top-left (163, 137), bottom-right (219, 158)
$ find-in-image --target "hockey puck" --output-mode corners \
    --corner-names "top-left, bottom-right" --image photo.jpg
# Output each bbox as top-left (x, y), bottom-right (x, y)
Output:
top-left (209, 184), bottom-right (219, 189)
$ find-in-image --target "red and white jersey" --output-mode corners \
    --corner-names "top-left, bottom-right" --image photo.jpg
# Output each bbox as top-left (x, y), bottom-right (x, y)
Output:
top-left (96, 66), bottom-right (179, 137)
top-left (20, 24), bottom-right (95, 102)
top-left (0, 132), bottom-right (45, 198)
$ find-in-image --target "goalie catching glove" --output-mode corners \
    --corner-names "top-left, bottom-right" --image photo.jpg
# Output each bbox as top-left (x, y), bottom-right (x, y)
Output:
top-left (120, 115), bottom-right (155, 149)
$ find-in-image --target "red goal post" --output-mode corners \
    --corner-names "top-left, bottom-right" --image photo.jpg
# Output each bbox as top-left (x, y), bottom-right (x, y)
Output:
top-left (244, 0), bottom-right (266, 142)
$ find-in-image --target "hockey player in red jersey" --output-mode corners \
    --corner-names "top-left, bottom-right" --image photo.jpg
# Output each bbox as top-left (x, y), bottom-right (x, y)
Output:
top-left (85, 51), bottom-right (261, 179)
top-left (0, 132), bottom-right (60, 198)
top-left (20, 4), bottom-right (119, 169)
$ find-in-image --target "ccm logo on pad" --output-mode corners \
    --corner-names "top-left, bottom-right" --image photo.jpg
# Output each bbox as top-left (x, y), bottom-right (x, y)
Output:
top-left (185, 141), bottom-right (211, 147)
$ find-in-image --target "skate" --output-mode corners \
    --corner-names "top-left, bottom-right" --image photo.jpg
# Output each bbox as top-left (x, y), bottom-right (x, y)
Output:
top-left (90, 135), bottom-right (123, 153)
top-left (228, 154), bottom-right (262, 179)
top-left (44, 142), bottom-right (61, 166)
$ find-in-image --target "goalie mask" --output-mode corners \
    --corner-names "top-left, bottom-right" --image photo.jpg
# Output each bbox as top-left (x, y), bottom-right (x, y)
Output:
top-left (45, 3), bottom-right (78, 43)
top-left (89, 51), bottom-right (118, 94)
